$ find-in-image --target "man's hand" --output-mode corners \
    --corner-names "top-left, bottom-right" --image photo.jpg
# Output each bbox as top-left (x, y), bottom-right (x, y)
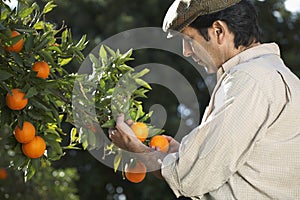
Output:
top-left (163, 135), bottom-right (180, 153)
top-left (109, 113), bottom-right (148, 153)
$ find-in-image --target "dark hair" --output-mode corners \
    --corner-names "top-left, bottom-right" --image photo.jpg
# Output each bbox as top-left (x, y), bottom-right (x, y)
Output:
top-left (189, 0), bottom-right (260, 48)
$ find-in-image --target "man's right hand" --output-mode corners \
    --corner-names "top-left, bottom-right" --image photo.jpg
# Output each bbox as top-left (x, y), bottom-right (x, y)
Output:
top-left (109, 113), bottom-right (148, 153)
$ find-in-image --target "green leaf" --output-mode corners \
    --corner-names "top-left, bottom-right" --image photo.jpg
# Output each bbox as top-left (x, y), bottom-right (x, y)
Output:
top-left (101, 119), bottom-right (115, 128)
top-left (17, 115), bottom-right (25, 129)
top-left (27, 110), bottom-right (44, 120)
top-left (0, 70), bottom-right (13, 81)
top-left (24, 160), bottom-right (36, 182)
top-left (30, 98), bottom-right (51, 111)
top-left (44, 133), bottom-right (61, 142)
top-left (11, 53), bottom-right (24, 67)
top-left (82, 139), bottom-right (88, 150)
top-left (6, 34), bottom-right (23, 46)
top-left (139, 110), bottom-right (153, 122)
top-left (99, 45), bottom-right (107, 60)
top-left (133, 88), bottom-right (149, 98)
top-left (104, 45), bottom-right (116, 58)
top-left (75, 34), bottom-right (87, 49)
top-left (117, 64), bottom-right (134, 72)
top-left (18, 6), bottom-right (35, 18)
top-left (32, 158), bottom-right (41, 171)
top-left (39, 50), bottom-right (56, 68)
top-left (61, 29), bottom-right (68, 46)
top-left (58, 57), bottom-right (73, 66)
top-left (24, 34), bottom-right (34, 51)
top-left (121, 48), bottom-right (133, 59)
top-left (47, 45), bottom-right (62, 53)
top-left (114, 152), bottom-right (122, 173)
top-left (89, 53), bottom-right (100, 67)
top-left (43, 1), bottom-right (57, 14)
top-left (70, 127), bottom-right (77, 143)
top-left (35, 37), bottom-right (50, 50)
top-left (135, 78), bottom-right (152, 89)
top-left (47, 140), bottom-right (63, 160)
top-left (25, 87), bottom-right (38, 98)
top-left (33, 21), bottom-right (44, 30)
top-left (132, 68), bottom-right (150, 79)
top-left (148, 126), bottom-right (165, 137)
top-left (135, 104), bottom-right (145, 121)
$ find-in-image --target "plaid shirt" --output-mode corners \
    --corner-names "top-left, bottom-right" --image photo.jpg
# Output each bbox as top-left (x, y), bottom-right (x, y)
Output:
top-left (162, 43), bottom-right (300, 200)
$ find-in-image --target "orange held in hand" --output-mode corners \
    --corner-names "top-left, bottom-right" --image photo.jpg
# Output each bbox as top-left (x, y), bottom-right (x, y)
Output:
top-left (22, 136), bottom-right (46, 159)
top-left (4, 30), bottom-right (24, 52)
top-left (32, 61), bottom-right (50, 79)
top-left (130, 122), bottom-right (149, 142)
top-left (149, 135), bottom-right (169, 153)
top-left (14, 121), bottom-right (36, 144)
top-left (6, 88), bottom-right (28, 110)
top-left (0, 168), bottom-right (7, 180)
top-left (125, 160), bottom-right (147, 183)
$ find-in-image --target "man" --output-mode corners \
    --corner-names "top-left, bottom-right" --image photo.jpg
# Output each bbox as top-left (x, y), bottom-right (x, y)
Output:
top-left (109, 0), bottom-right (300, 199)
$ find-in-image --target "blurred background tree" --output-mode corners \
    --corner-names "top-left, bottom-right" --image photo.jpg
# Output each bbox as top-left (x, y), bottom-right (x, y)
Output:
top-left (1, 0), bottom-right (300, 199)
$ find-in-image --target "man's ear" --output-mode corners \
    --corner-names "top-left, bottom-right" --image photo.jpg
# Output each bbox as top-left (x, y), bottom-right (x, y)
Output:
top-left (211, 20), bottom-right (228, 45)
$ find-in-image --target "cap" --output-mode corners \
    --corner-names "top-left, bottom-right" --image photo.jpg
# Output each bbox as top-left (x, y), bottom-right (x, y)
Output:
top-left (162, 0), bottom-right (242, 38)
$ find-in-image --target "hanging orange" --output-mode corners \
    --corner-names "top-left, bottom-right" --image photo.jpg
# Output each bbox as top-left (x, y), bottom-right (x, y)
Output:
top-left (22, 136), bottom-right (46, 159)
top-left (32, 61), bottom-right (50, 79)
top-left (125, 160), bottom-right (147, 183)
top-left (149, 135), bottom-right (169, 153)
top-left (4, 30), bottom-right (24, 52)
top-left (0, 168), bottom-right (7, 180)
top-left (6, 89), bottom-right (28, 110)
top-left (130, 122), bottom-right (148, 142)
top-left (14, 121), bottom-right (36, 144)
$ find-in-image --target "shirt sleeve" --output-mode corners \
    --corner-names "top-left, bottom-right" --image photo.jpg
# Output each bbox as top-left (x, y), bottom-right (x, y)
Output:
top-left (161, 70), bottom-right (271, 198)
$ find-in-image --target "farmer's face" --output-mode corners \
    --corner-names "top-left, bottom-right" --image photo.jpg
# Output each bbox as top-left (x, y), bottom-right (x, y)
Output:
top-left (182, 26), bottom-right (220, 73)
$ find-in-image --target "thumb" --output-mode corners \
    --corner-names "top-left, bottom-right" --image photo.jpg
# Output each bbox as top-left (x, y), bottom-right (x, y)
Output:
top-left (162, 135), bottom-right (173, 143)
top-left (116, 113), bottom-right (125, 124)
top-left (116, 113), bottom-right (136, 137)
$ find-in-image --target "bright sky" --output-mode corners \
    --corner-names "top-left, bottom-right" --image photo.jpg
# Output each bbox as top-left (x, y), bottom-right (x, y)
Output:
top-left (285, 0), bottom-right (300, 13)
top-left (3, 0), bottom-right (18, 10)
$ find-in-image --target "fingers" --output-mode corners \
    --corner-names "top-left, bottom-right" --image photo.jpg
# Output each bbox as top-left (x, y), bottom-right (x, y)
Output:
top-left (162, 135), bottom-right (175, 143)
top-left (126, 119), bottom-right (134, 126)
top-left (108, 128), bottom-right (117, 139)
top-left (116, 113), bottom-right (125, 124)
top-left (116, 114), bottom-right (136, 137)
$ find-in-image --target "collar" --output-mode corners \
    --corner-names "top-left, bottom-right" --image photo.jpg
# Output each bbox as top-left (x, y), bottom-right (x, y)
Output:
top-left (216, 43), bottom-right (281, 80)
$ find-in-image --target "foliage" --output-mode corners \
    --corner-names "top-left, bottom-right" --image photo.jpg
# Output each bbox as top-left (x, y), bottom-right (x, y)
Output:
top-left (0, 0), bottom-right (87, 181)
top-left (72, 45), bottom-right (164, 173)
top-left (0, 166), bottom-right (79, 200)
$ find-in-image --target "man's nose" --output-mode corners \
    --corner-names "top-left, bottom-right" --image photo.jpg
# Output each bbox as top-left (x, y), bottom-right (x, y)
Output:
top-left (182, 39), bottom-right (193, 57)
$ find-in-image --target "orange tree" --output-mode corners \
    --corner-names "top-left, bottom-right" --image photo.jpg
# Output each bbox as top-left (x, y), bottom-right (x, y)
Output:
top-left (0, 0), bottom-right (87, 181)
top-left (72, 45), bottom-right (165, 183)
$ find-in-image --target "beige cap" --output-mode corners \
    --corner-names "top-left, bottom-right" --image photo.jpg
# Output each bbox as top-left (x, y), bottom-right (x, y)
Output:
top-left (163, 0), bottom-right (242, 38)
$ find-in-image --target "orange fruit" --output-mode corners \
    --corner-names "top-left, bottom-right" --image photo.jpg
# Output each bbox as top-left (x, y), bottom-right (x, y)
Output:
top-left (4, 30), bottom-right (24, 52)
top-left (0, 168), bottom-right (7, 180)
top-left (14, 121), bottom-right (36, 144)
top-left (6, 88), bottom-right (28, 110)
top-left (130, 122), bottom-right (148, 142)
top-left (32, 61), bottom-right (50, 79)
top-left (125, 160), bottom-right (147, 183)
top-left (149, 135), bottom-right (169, 153)
top-left (22, 136), bottom-right (46, 159)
